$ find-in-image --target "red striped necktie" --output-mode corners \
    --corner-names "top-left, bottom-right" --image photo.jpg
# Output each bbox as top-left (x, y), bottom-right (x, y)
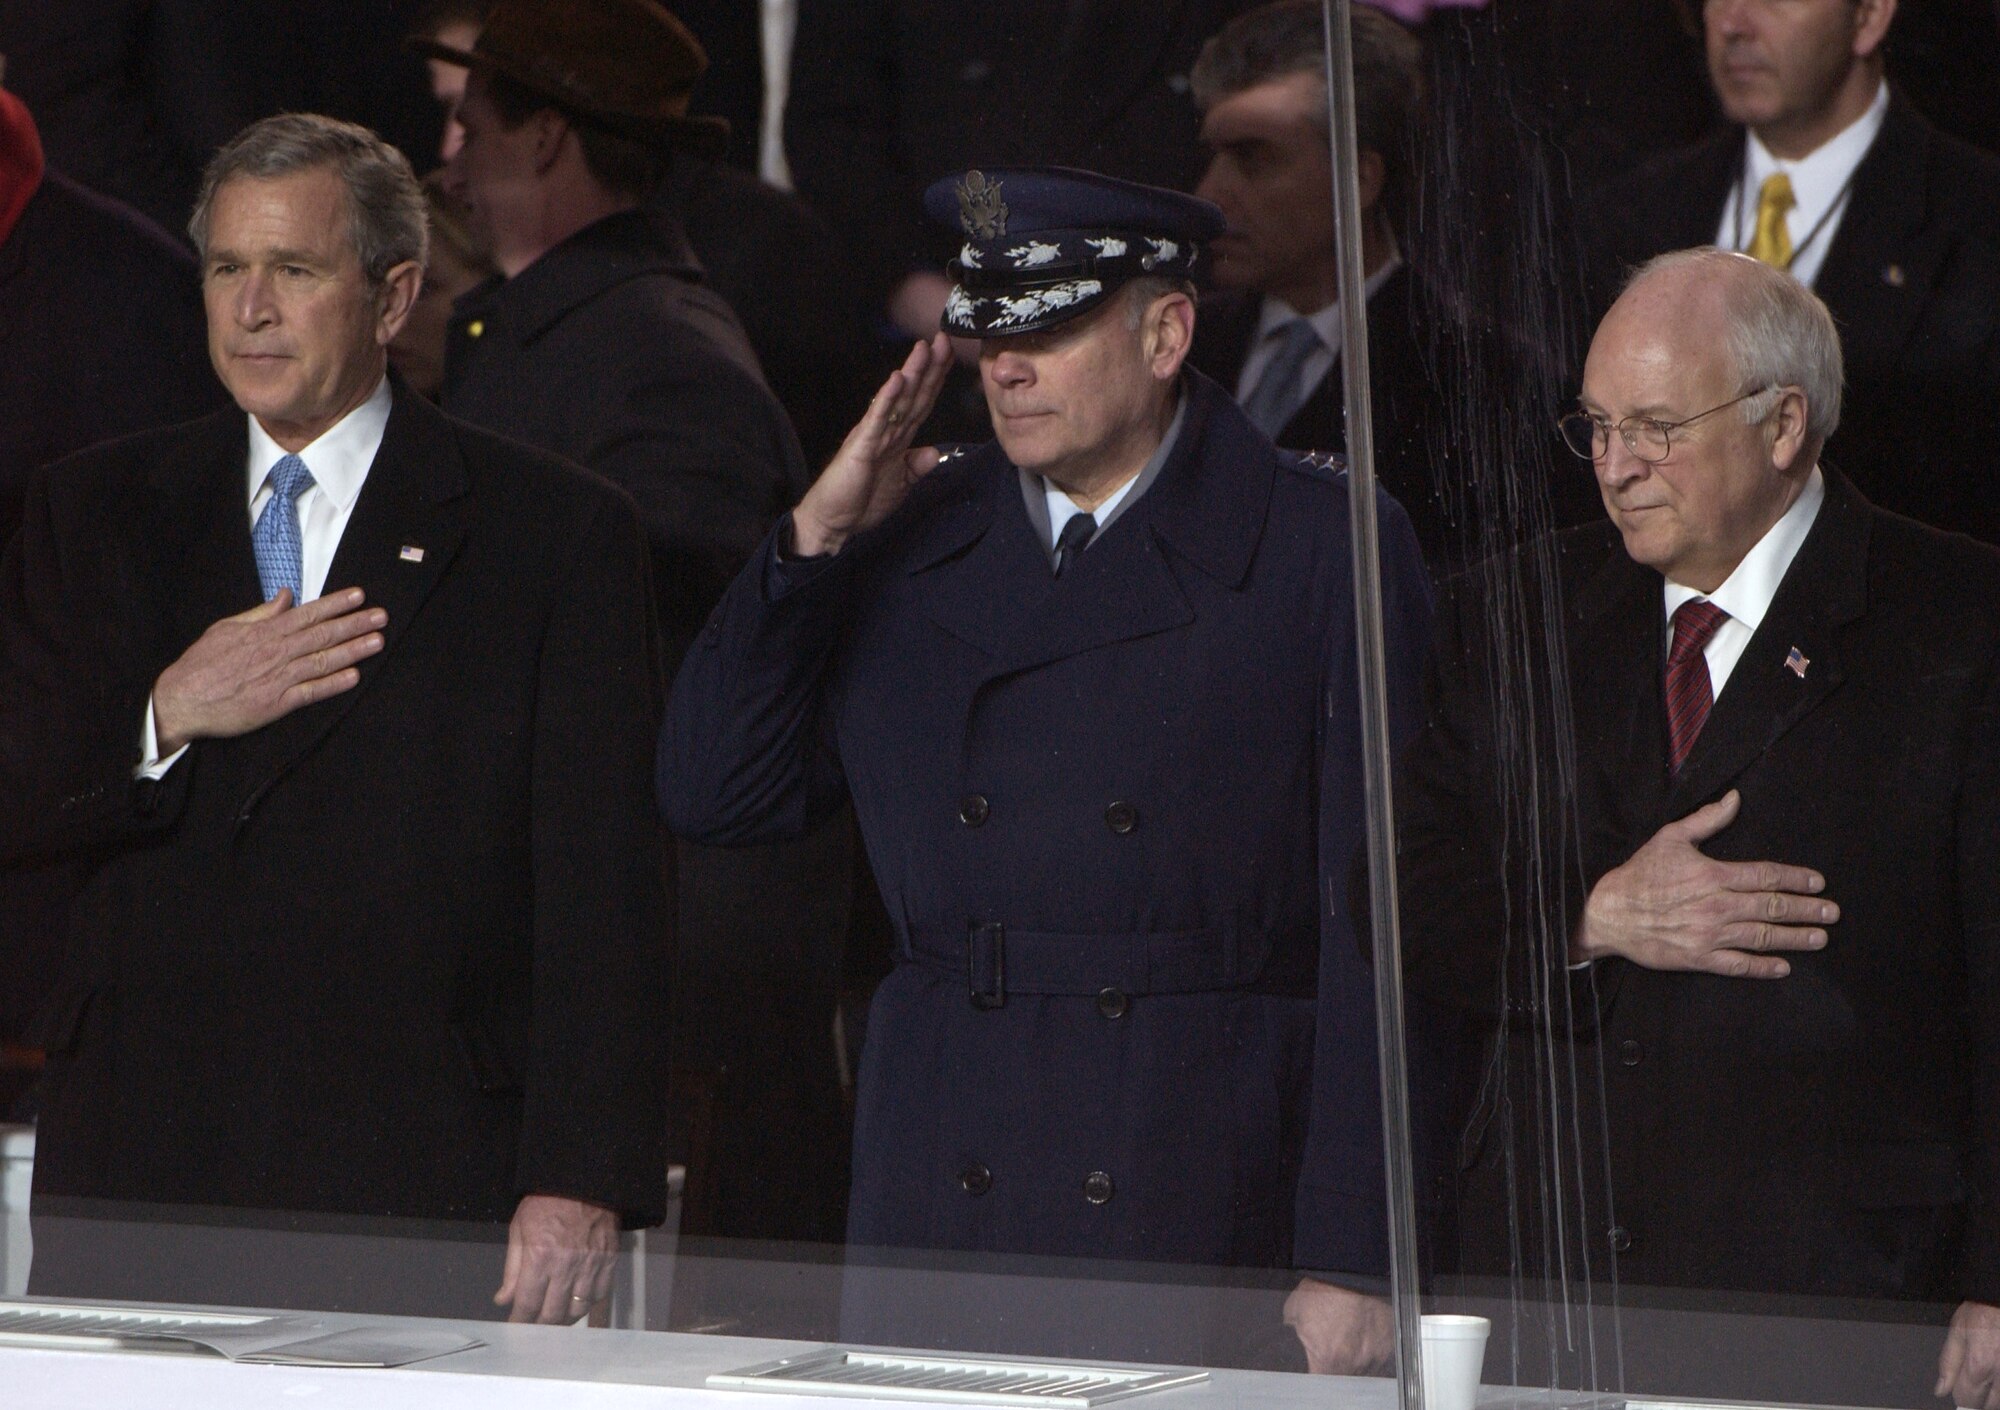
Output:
top-left (1665, 598), bottom-right (1731, 773)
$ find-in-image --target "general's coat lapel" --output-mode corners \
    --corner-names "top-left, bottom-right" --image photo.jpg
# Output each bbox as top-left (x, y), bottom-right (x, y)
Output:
top-left (1663, 474), bottom-right (1866, 815)
top-left (911, 452), bottom-right (1051, 660)
top-left (977, 373), bottom-right (1266, 684)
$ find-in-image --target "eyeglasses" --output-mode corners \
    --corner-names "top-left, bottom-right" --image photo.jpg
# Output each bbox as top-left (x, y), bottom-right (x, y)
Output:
top-left (1558, 386), bottom-right (1778, 464)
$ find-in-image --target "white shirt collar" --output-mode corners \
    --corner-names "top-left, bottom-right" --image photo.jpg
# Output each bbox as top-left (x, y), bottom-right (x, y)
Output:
top-left (1743, 80), bottom-right (1888, 235)
top-left (246, 376), bottom-right (392, 512)
top-left (1664, 466), bottom-right (1825, 633)
top-left (1253, 249), bottom-right (1405, 350)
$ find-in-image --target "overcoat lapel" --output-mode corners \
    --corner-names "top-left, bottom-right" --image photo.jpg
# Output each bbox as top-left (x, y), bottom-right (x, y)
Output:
top-left (911, 455), bottom-right (1052, 660)
top-left (1566, 543), bottom-right (1671, 844)
top-left (1813, 95), bottom-right (1938, 379)
top-left (151, 407), bottom-right (263, 656)
top-left (977, 375), bottom-right (1266, 683)
top-left (1663, 473), bottom-right (1867, 815)
top-left (233, 386), bottom-right (469, 802)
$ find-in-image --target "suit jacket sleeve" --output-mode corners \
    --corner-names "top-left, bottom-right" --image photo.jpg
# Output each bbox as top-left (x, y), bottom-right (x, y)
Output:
top-left (1294, 486), bottom-right (1439, 1278)
top-left (0, 467), bottom-right (192, 866)
top-left (1957, 651), bottom-right (2000, 1305)
top-left (1387, 563), bottom-right (1599, 1029)
top-left (656, 518), bottom-right (856, 847)
top-left (516, 488), bottom-right (674, 1225)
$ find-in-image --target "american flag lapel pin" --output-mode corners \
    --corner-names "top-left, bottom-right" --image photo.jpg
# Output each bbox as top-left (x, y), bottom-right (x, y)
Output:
top-left (1785, 646), bottom-right (1809, 679)
top-left (399, 544), bottom-right (425, 563)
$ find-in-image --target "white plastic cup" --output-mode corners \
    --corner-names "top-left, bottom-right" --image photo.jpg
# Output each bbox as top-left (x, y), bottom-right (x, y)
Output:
top-left (1419, 1313), bottom-right (1491, 1410)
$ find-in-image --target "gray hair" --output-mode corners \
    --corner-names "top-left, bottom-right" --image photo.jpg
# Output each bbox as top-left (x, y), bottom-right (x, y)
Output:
top-left (1626, 247), bottom-right (1843, 446)
top-left (1121, 274), bottom-right (1198, 331)
top-left (189, 113), bottom-right (428, 283)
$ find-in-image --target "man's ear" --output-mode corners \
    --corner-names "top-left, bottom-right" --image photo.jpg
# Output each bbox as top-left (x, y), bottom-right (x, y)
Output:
top-left (1145, 291), bottom-right (1196, 381)
top-left (1767, 386), bottom-right (1812, 473)
top-left (1356, 149), bottom-right (1386, 213)
top-left (1853, 0), bottom-right (1896, 58)
top-left (530, 107), bottom-right (570, 174)
top-left (374, 259), bottom-right (425, 346)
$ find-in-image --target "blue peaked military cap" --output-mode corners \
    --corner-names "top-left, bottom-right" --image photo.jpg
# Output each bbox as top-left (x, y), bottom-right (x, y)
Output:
top-left (922, 166), bottom-right (1226, 337)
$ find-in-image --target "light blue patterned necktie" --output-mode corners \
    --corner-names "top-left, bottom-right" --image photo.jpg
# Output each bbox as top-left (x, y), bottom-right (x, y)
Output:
top-left (1240, 316), bottom-right (1325, 439)
top-left (252, 453), bottom-right (315, 602)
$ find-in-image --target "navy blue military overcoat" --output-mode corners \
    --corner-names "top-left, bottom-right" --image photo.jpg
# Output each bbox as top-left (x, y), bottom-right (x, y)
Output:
top-left (659, 370), bottom-right (1431, 1283)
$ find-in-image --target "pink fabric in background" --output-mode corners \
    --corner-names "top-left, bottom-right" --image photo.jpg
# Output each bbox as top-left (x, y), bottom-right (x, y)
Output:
top-left (1360, 0), bottom-right (1490, 21)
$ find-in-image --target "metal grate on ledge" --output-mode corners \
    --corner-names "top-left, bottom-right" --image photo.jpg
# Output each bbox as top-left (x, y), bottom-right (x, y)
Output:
top-left (0, 1300), bottom-right (275, 1345)
top-left (708, 1348), bottom-right (1208, 1406)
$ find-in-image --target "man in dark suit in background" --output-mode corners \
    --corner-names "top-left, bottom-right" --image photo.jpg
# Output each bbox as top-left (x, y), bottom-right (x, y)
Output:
top-left (1185, 1), bottom-right (1456, 575)
top-left (0, 63), bottom-right (223, 1112)
top-left (782, 0), bottom-right (1263, 439)
top-left (1393, 248), bottom-right (2000, 1404)
top-left (0, 62), bottom-right (219, 542)
top-left (0, 0), bottom-right (442, 239)
top-left (2, 112), bottom-right (669, 1321)
top-left (1586, 0), bottom-right (2000, 543)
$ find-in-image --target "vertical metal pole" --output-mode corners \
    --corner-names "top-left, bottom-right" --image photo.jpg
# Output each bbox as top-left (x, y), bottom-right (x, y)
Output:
top-left (1321, 4), bottom-right (1425, 1410)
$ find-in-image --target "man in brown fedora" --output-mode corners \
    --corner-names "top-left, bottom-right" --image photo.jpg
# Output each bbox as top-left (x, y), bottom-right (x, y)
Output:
top-left (421, 0), bottom-right (808, 665)
top-left (423, 0), bottom-right (867, 1257)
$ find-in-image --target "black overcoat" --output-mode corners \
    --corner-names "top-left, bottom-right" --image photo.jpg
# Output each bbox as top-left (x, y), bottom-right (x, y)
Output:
top-left (660, 373), bottom-right (1435, 1289)
top-left (441, 208), bottom-right (809, 666)
top-left (1584, 92), bottom-right (2000, 543)
top-left (1394, 471), bottom-right (2000, 1308)
top-left (1, 385), bottom-right (672, 1308)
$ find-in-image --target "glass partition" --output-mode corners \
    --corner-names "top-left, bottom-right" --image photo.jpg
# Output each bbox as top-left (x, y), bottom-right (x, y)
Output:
top-left (2, 3), bottom-right (1997, 1408)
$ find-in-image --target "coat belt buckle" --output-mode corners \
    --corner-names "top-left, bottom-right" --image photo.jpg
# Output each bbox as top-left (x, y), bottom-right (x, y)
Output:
top-left (968, 922), bottom-right (1005, 1010)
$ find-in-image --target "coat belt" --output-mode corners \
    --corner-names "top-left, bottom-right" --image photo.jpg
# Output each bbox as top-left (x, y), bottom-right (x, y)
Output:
top-left (905, 921), bottom-right (1272, 1008)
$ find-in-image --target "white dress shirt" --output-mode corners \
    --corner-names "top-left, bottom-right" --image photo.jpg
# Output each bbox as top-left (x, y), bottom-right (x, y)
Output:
top-left (1233, 251), bottom-right (1404, 409)
top-left (1045, 470), bottom-right (1142, 549)
top-left (138, 378), bottom-right (392, 777)
top-left (1715, 81), bottom-right (1888, 290)
top-left (1021, 393), bottom-right (1189, 561)
top-left (1663, 466), bottom-right (1825, 699)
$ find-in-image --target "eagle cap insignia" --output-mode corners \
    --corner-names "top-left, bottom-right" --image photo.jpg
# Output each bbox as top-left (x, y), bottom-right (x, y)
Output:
top-left (957, 170), bottom-right (1008, 240)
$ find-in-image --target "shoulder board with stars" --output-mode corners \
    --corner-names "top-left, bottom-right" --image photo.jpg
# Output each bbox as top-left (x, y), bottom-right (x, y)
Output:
top-left (1288, 449), bottom-right (1350, 481)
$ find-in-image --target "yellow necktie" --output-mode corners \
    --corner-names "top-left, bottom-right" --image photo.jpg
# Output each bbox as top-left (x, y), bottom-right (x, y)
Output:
top-left (1749, 172), bottom-right (1795, 269)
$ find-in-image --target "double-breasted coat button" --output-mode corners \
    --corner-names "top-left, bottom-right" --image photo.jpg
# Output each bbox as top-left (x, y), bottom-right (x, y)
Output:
top-left (1619, 1039), bottom-right (1642, 1067)
top-left (959, 794), bottom-right (990, 827)
top-left (1096, 988), bottom-right (1129, 1020)
top-left (959, 1163), bottom-right (992, 1196)
top-left (1104, 801), bottom-right (1138, 834)
top-left (1083, 1171), bottom-right (1115, 1204)
top-left (1608, 1225), bottom-right (1633, 1254)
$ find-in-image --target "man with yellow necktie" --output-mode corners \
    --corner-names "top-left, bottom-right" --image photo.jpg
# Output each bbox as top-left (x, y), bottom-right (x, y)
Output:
top-left (1584, 0), bottom-right (2000, 544)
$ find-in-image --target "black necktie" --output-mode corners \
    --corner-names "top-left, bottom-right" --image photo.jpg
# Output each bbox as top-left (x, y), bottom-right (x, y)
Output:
top-left (1053, 512), bottom-right (1097, 578)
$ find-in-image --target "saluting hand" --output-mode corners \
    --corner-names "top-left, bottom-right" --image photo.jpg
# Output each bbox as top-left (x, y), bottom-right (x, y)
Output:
top-left (790, 333), bottom-right (954, 558)
top-left (152, 588), bottom-right (387, 754)
top-left (1572, 789), bottom-right (1837, 977)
